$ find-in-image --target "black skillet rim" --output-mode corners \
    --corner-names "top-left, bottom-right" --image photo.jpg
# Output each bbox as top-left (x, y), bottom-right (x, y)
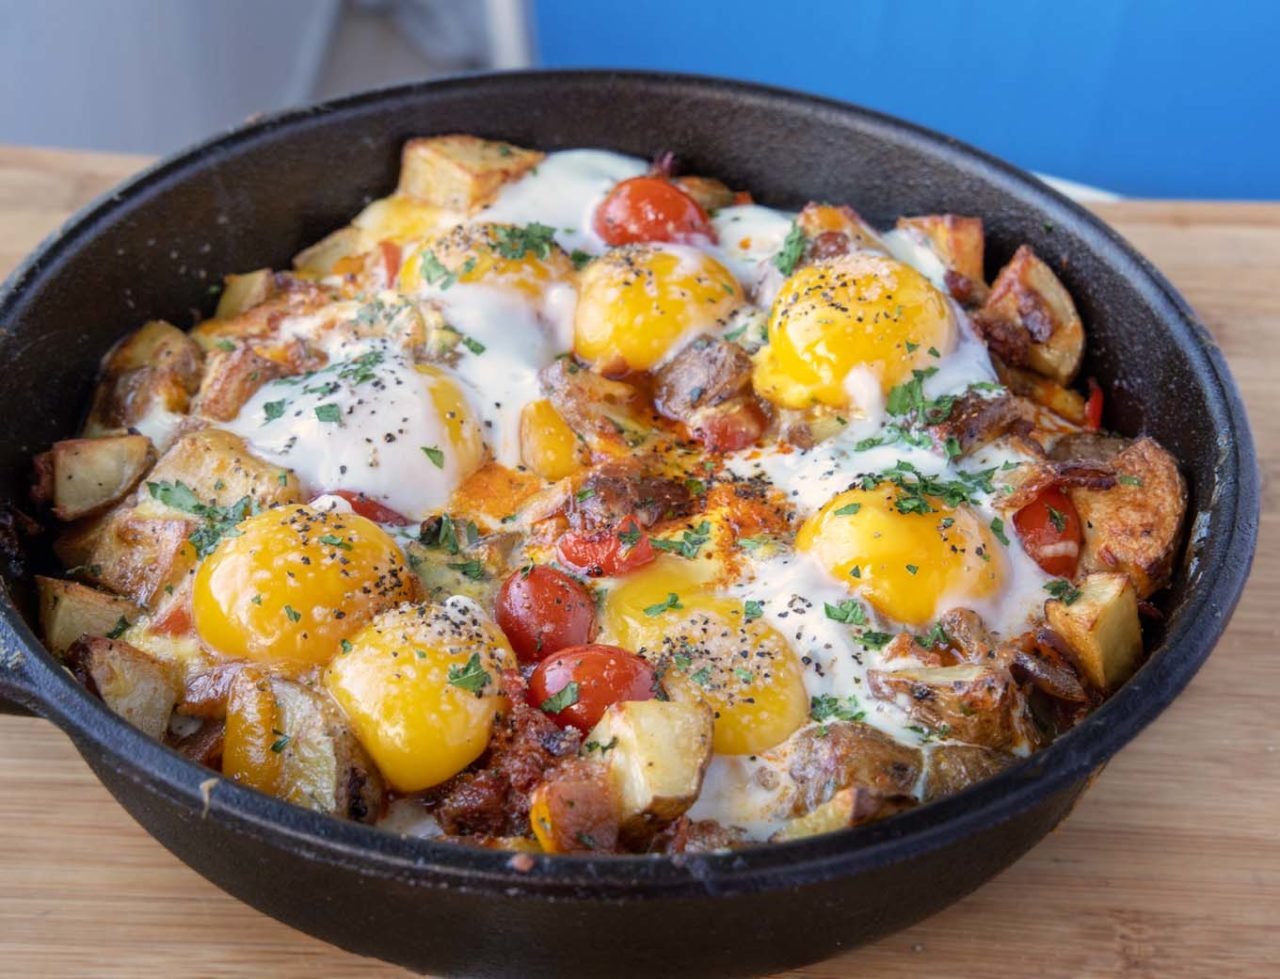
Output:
top-left (0, 69), bottom-right (1259, 900)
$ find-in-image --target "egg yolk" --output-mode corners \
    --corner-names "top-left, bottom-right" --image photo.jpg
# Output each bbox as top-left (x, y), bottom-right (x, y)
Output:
top-left (574, 244), bottom-right (743, 374)
top-left (399, 222), bottom-right (573, 302)
top-left (416, 362), bottom-right (487, 477)
top-left (601, 558), bottom-right (808, 755)
top-left (193, 505), bottom-right (416, 670)
top-left (753, 252), bottom-right (955, 410)
top-left (797, 487), bottom-right (1003, 627)
top-left (324, 600), bottom-right (516, 792)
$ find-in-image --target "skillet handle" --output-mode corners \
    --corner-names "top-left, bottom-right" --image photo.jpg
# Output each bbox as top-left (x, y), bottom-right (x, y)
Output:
top-left (0, 623), bottom-right (41, 717)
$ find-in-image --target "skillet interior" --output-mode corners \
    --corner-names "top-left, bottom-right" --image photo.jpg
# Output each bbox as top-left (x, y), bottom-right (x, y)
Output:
top-left (0, 71), bottom-right (1257, 978)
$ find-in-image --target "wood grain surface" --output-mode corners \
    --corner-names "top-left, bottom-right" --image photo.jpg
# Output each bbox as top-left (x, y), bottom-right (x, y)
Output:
top-left (0, 146), bottom-right (1276, 979)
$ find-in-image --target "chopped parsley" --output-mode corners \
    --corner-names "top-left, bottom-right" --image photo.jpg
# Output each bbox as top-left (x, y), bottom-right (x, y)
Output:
top-left (643, 592), bottom-right (683, 617)
top-left (283, 604), bottom-right (301, 623)
top-left (810, 694), bottom-right (866, 724)
top-left (737, 536), bottom-right (768, 552)
top-left (885, 367), bottom-right (956, 425)
top-left (270, 731), bottom-right (291, 753)
top-left (905, 564), bottom-right (919, 575)
top-left (1118, 474), bottom-right (1143, 487)
top-left (824, 599), bottom-right (867, 625)
top-left (651, 521), bottom-right (711, 560)
top-left (858, 630), bottom-right (893, 649)
top-left (690, 667), bottom-right (713, 686)
top-left (459, 334), bottom-right (486, 355)
top-left (743, 599), bottom-right (764, 621)
top-left (314, 403), bottom-right (342, 424)
top-left (447, 559), bottom-right (487, 581)
top-left (146, 480), bottom-right (258, 558)
top-left (448, 653), bottom-right (491, 694)
top-left (616, 521), bottom-right (643, 547)
top-left (492, 222), bottom-right (557, 260)
top-left (214, 339), bottom-right (236, 352)
top-left (583, 736), bottom-right (618, 755)
top-left (419, 249), bottom-right (458, 289)
top-left (1046, 506), bottom-right (1067, 533)
top-left (317, 533), bottom-right (351, 550)
top-left (569, 249), bottom-right (593, 270)
top-left (774, 221), bottom-right (807, 276)
top-left (540, 681), bottom-right (580, 714)
top-left (990, 516), bottom-right (1010, 546)
top-left (916, 621), bottom-right (950, 649)
top-left (833, 502), bottom-right (862, 517)
top-left (1045, 579), bottom-right (1082, 605)
top-left (105, 615), bottom-right (131, 639)
top-left (421, 445), bottom-right (445, 468)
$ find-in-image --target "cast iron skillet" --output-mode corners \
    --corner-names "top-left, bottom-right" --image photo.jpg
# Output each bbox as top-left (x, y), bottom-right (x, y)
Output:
top-left (0, 71), bottom-right (1258, 978)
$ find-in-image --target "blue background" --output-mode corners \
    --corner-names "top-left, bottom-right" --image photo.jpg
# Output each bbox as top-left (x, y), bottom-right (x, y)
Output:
top-left (531, 1), bottom-right (1279, 200)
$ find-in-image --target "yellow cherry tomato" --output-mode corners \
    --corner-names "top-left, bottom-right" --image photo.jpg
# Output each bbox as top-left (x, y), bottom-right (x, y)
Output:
top-left (324, 599), bottom-right (516, 792)
top-left (193, 505), bottom-right (416, 670)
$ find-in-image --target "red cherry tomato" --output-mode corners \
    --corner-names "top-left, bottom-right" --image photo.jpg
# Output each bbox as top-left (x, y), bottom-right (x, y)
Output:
top-left (1084, 378), bottom-right (1103, 431)
top-left (593, 176), bottom-right (717, 246)
top-left (1013, 486), bottom-right (1083, 578)
top-left (496, 565), bottom-right (597, 664)
top-left (376, 240), bottom-right (402, 285)
top-left (557, 515), bottom-right (655, 577)
top-left (693, 400), bottom-right (767, 453)
top-left (325, 490), bottom-right (411, 526)
top-left (528, 644), bottom-right (657, 731)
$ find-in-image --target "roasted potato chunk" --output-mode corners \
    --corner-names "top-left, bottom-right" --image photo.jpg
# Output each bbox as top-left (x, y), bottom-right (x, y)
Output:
top-left (993, 357), bottom-right (1088, 425)
top-left (65, 636), bottom-right (181, 739)
top-left (672, 174), bottom-right (736, 213)
top-left (1046, 572), bottom-right (1143, 692)
top-left (37, 576), bottom-right (142, 656)
top-left (922, 743), bottom-right (1015, 802)
top-left (397, 135), bottom-right (543, 211)
top-left (585, 699), bottom-right (714, 842)
top-left (192, 344), bottom-right (283, 422)
top-left (777, 722), bottom-right (922, 816)
top-left (772, 785), bottom-right (913, 842)
top-left (72, 510), bottom-right (196, 608)
top-left (35, 434), bottom-right (155, 520)
top-left (867, 664), bottom-right (1027, 749)
top-left (896, 214), bottom-right (987, 304)
top-left (143, 428), bottom-right (302, 511)
top-left (84, 321), bottom-right (203, 444)
top-left (1068, 436), bottom-right (1186, 597)
top-left (215, 268), bottom-right (276, 319)
top-left (974, 246), bottom-right (1084, 384)
top-left (292, 226), bottom-right (370, 275)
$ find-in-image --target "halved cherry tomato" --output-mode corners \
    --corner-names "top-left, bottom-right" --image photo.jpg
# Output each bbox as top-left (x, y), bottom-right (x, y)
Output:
top-left (557, 515), bottom-right (655, 577)
top-left (693, 400), bottom-right (767, 454)
top-left (1013, 486), bottom-right (1083, 578)
top-left (496, 565), bottom-right (597, 664)
top-left (325, 490), bottom-right (411, 526)
top-left (593, 176), bottom-right (717, 246)
top-left (528, 644), bottom-right (657, 731)
top-left (1084, 378), bottom-right (1103, 431)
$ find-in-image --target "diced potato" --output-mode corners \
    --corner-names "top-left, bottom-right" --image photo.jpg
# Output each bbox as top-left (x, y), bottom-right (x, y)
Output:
top-left (521, 398), bottom-right (586, 481)
top-left (866, 664), bottom-right (1025, 748)
top-left (269, 677), bottom-right (384, 821)
top-left (65, 636), bottom-right (181, 739)
top-left (143, 428), bottom-right (301, 511)
top-left (896, 214), bottom-right (987, 303)
top-left (993, 357), bottom-right (1087, 425)
top-left (37, 576), bottom-right (141, 656)
top-left (974, 246), bottom-right (1084, 384)
top-left (771, 786), bottom-right (912, 842)
top-left (1045, 572), bottom-right (1143, 691)
top-left (351, 194), bottom-right (456, 244)
top-left (36, 435), bottom-right (155, 521)
top-left (397, 135), bottom-right (543, 211)
top-left (585, 699), bottom-right (714, 840)
top-left (292, 226), bottom-right (371, 275)
top-left (672, 175), bottom-right (736, 213)
top-left (102, 320), bottom-right (203, 381)
top-left (796, 202), bottom-right (886, 255)
top-left (74, 511), bottom-right (196, 608)
top-left (528, 759), bottom-right (619, 854)
top-left (83, 321), bottom-right (203, 445)
top-left (775, 722), bottom-right (923, 816)
top-left (922, 744), bottom-right (1014, 802)
top-left (1068, 436), bottom-right (1187, 598)
top-left (192, 345), bottom-right (282, 422)
top-left (215, 269), bottom-right (276, 319)
top-left (222, 668), bottom-right (284, 795)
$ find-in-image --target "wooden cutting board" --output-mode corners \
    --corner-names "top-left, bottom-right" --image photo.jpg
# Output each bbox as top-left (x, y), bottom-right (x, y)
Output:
top-left (0, 146), bottom-right (1276, 979)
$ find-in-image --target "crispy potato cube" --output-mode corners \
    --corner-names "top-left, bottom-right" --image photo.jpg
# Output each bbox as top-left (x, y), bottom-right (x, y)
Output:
top-left (974, 245), bottom-right (1084, 383)
top-left (586, 699), bottom-right (714, 840)
top-left (867, 664), bottom-right (1024, 748)
top-left (270, 677), bottom-right (384, 821)
top-left (37, 576), bottom-right (142, 656)
top-left (1046, 572), bottom-right (1143, 691)
top-left (777, 722), bottom-right (922, 816)
top-left (143, 428), bottom-right (301, 510)
top-left (922, 743), bottom-right (1014, 802)
top-left (672, 175), bottom-right (736, 213)
top-left (351, 194), bottom-right (455, 244)
top-left (293, 226), bottom-right (371, 275)
top-left (215, 269), bottom-right (276, 319)
top-left (398, 135), bottom-right (543, 211)
top-left (993, 357), bottom-right (1087, 424)
top-left (36, 435), bottom-right (155, 521)
top-left (772, 786), bottom-right (912, 842)
top-left (103, 320), bottom-right (203, 381)
top-left (796, 202), bottom-right (886, 256)
top-left (192, 345), bottom-right (282, 422)
top-left (897, 214), bottom-right (985, 283)
top-left (65, 636), bottom-right (181, 739)
top-left (1068, 436), bottom-right (1186, 598)
top-left (77, 512), bottom-right (196, 608)
top-left (528, 759), bottom-right (620, 854)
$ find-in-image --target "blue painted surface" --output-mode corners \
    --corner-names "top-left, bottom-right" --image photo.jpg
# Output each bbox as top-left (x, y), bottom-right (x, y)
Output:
top-left (531, 1), bottom-right (1279, 199)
